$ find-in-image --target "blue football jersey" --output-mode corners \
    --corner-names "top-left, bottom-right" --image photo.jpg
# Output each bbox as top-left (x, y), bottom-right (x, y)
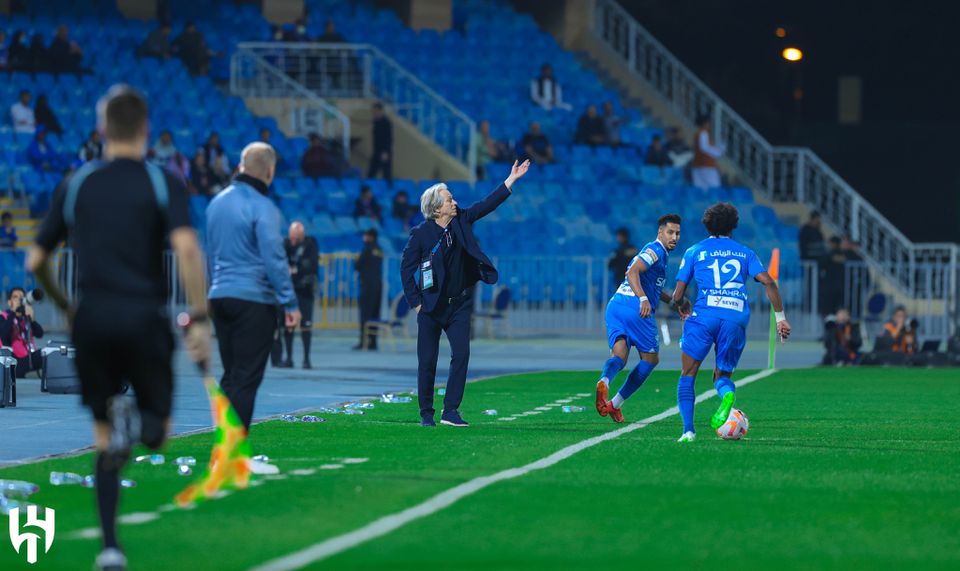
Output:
top-left (674, 236), bottom-right (766, 327)
top-left (613, 239), bottom-right (669, 314)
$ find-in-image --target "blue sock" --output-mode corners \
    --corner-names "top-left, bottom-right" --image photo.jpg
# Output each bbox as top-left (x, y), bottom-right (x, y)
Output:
top-left (600, 356), bottom-right (625, 384)
top-left (715, 377), bottom-right (735, 399)
top-left (614, 360), bottom-right (655, 405)
top-left (678, 376), bottom-right (695, 433)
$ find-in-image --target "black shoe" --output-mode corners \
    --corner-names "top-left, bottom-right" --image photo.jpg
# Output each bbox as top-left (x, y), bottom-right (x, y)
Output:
top-left (440, 410), bottom-right (469, 427)
top-left (302, 360), bottom-right (312, 370)
top-left (420, 416), bottom-right (436, 427)
top-left (277, 360), bottom-right (293, 368)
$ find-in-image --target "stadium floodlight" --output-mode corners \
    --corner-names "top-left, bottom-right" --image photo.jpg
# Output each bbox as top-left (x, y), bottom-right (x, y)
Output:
top-left (782, 47), bottom-right (804, 62)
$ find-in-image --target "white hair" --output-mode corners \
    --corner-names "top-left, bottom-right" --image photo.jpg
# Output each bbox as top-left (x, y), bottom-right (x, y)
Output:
top-left (240, 142), bottom-right (277, 177)
top-left (420, 183), bottom-right (448, 220)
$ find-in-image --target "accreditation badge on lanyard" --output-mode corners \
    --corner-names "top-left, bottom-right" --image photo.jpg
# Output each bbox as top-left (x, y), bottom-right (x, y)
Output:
top-left (422, 229), bottom-right (449, 290)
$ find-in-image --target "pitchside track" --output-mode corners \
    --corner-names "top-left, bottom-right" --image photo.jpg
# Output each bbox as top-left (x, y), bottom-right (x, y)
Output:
top-left (1, 368), bottom-right (957, 570)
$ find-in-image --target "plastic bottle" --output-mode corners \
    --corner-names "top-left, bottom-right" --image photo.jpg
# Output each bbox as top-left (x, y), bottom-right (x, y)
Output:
top-left (481, 409), bottom-right (498, 416)
top-left (561, 405), bottom-right (585, 413)
top-left (252, 454), bottom-right (270, 463)
top-left (49, 472), bottom-right (84, 486)
top-left (174, 457), bottom-right (197, 466)
top-left (281, 414), bottom-right (300, 422)
top-left (301, 415), bottom-right (324, 423)
top-left (134, 454), bottom-right (165, 465)
top-left (0, 480), bottom-right (39, 497)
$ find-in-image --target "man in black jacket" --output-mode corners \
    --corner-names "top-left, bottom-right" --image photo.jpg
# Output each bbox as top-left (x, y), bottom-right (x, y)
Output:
top-left (367, 102), bottom-right (393, 183)
top-left (400, 160), bottom-right (530, 427)
top-left (282, 222), bottom-right (318, 369)
top-left (355, 229), bottom-right (383, 350)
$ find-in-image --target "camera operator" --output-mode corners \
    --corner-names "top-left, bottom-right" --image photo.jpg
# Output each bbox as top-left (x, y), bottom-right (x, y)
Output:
top-left (823, 308), bottom-right (862, 365)
top-left (881, 305), bottom-right (918, 355)
top-left (0, 287), bottom-right (45, 377)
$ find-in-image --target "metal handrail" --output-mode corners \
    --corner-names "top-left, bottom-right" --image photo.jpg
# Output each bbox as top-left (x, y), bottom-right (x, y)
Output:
top-left (593, 0), bottom-right (959, 306)
top-left (233, 42), bottom-right (477, 181)
top-left (230, 46), bottom-right (351, 161)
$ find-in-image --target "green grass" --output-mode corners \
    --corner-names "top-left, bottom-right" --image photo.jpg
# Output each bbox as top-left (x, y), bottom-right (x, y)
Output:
top-left (1, 368), bottom-right (958, 570)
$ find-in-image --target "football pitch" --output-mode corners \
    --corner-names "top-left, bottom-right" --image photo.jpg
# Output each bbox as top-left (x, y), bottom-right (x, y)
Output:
top-left (2, 367), bottom-right (958, 570)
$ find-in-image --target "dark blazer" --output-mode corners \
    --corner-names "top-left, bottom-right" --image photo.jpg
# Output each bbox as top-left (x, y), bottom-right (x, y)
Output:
top-left (400, 183), bottom-right (511, 313)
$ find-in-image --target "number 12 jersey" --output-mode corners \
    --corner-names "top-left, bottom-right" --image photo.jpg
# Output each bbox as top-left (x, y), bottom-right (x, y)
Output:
top-left (674, 236), bottom-right (766, 328)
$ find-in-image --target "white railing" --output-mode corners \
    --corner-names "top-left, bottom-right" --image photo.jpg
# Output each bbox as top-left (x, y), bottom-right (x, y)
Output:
top-left (232, 42), bottom-right (477, 181)
top-left (593, 0), bottom-right (960, 313)
top-left (230, 46), bottom-right (351, 162)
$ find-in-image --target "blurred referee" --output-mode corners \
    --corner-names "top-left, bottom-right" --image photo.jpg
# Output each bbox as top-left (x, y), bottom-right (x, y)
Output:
top-left (28, 85), bottom-right (210, 571)
top-left (206, 142), bottom-right (300, 463)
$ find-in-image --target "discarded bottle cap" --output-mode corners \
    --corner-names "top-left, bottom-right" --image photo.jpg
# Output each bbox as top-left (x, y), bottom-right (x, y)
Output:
top-left (481, 409), bottom-right (498, 416)
top-left (177, 465), bottom-right (192, 476)
top-left (561, 405), bottom-right (585, 413)
top-left (0, 480), bottom-right (39, 497)
top-left (281, 414), bottom-right (300, 422)
top-left (174, 457), bottom-right (197, 467)
top-left (301, 415), bottom-right (325, 423)
top-left (252, 454), bottom-right (270, 463)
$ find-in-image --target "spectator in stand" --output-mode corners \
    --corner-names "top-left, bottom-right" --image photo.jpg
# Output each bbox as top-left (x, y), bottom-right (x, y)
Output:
top-left (34, 95), bottom-right (63, 136)
top-left (258, 128), bottom-right (272, 144)
top-left (150, 130), bottom-right (177, 165)
top-left (691, 114), bottom-right (725, 190)
top-left (0, 31), bottom-right (8, 70)
top-left (353, 185), bottom-right (382, 223)
top-left (190, 150), bottom-right (218, 195)
top-left (8, 31), bottom-right (28, 70)
top-left (530, 63), bottom-right (572, 111)
top-left (475, 119), bottom-right (509, 180)
top-left (367, 102), bottom-right (393, 183)
top-left (881, 306), bottom-right (918, 355)
top-left (823, 308), bottom-right (862, 365)
top-left (607, 227), bottom-right (637, 291)
top-left (173, 22), bottom-right (212, 76)
top-left (28, 33), bottom-right (48, 72)
top-left (643, 135), bottom-right (671, 167)
top-left (167, 151), bottom-right (190, 182)
top-left (664, 127), bottom-right (693, 167)
top-left (301, 133), bottom-right (334, 178)
top-left (842, 234), bottom-right (863, 262)
top-left (138, 23), bottom-right (173, 59)
top-left (270, 25), bottom-right (288, 42)
top-left (10, 90), bottom-right (35, 134)
top-left (602, 101), bottom-right (626, 146)
top-left (317, 20), bottom-right (346, 43)
top-left (521, 121), bottom-right (554, 165)
top-left (289, 17), bottom-right (312, 42)
top-left (202, 131), bottom-right (230, 181)
top-left (799, 211), bottom-right (827, 261)
top-left (48, 25), bottom-right (83, 73)
top-left (818, 236), bottom-right (845, 317)
top-left (78, 130), bottom-right (103, 162)
top-left (0, 212), bottom-right (17, 249)
top-left (391, 190), bottom-right (417, 230)
top-left (27, 128), bottom-right (64, 172)
top-left (574, 105), bottom-right (606, 146)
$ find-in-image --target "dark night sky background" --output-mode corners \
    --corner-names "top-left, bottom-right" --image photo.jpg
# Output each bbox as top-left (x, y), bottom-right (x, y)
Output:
top-left (618, 0), bottom-right (960, 243)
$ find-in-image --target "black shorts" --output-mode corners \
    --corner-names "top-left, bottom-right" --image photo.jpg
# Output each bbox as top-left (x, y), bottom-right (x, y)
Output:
top-left (72, 300), bottom-right (174, 422)
top-left (296, 291), bottom-right (315, 328)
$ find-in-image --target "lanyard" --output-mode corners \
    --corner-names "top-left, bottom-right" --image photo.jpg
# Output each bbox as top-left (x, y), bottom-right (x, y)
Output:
top-left (430, 228), bottom-right (450, 256)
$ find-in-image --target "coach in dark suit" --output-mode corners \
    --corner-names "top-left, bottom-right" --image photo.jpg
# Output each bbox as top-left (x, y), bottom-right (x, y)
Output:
top-left (401, 160), bottom-right (530, 427)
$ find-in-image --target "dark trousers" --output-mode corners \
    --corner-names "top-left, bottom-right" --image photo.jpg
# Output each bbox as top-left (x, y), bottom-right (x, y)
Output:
top-left (284, 291), bottom-right (315, 363)
top-left (211, 298), bottom-right (277, 430)
top-left (416, 291), bottom-right (473, 418)
top-left (15, 350), bottom-right (42, 379)
top-left (359, 287), bottom-right (382, 349)
top-left (367, 152), bottom-right (392, 183)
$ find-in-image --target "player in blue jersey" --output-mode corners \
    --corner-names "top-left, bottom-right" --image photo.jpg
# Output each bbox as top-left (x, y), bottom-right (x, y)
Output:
top-left (671, 203), bottom-right (791, 442)
top-left (595, 214), bottom-right (691, 423)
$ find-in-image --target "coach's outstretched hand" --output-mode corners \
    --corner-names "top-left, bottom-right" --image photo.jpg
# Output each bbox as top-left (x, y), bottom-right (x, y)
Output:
top-left (504, 159), bottom-right (531, 189)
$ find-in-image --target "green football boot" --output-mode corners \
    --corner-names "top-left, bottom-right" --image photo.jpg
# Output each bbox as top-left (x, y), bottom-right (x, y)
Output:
top-left (710, 392), bottom-right (736, 429)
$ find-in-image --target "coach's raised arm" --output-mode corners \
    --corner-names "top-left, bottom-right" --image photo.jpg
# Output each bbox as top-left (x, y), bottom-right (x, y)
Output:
top-left (400, 160), bottom-right (530, 428)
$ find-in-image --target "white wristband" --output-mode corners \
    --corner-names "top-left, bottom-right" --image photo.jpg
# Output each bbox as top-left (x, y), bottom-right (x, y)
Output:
top-left (639, 296), bottom-right (649, 303)
top-left (775, 311), bottom-right (786, 323)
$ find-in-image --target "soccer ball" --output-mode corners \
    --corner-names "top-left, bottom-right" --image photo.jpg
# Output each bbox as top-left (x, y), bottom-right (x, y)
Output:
top-left (716, 408), bottom-right (749, 440)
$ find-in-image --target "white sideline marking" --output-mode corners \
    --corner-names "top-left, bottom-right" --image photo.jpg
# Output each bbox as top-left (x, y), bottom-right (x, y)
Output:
top-left (555, 398), bottom-right (573, 403)
top-left (291, 469), bottom-right (317, 476)
top-left (534, 406), bottom-right (552, 411)
top-left (250, 370), bottom-right (778, 571)
top-left (318, 464), bottom-right (344, 470)
top-left (497, 417), bottom-right (516, 422)
top-left (341, 458), bottom-right (369, 465)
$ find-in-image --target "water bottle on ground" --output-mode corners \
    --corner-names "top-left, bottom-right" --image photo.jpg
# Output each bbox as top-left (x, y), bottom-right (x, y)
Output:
top-left (174, 457), bottom-right (196, 467)
top-left (0, 480), bottom-right (39, 497)
top-left (301, 415), bottom-right (324, 423)
top-left (561, 405), bottom-right (585, 413)
top-left (49, 472), bottom-right (84, 486)
top-left (481, 409), bottom-right (498, 416)
top-left (280, 414), bottom-right (300, 422)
